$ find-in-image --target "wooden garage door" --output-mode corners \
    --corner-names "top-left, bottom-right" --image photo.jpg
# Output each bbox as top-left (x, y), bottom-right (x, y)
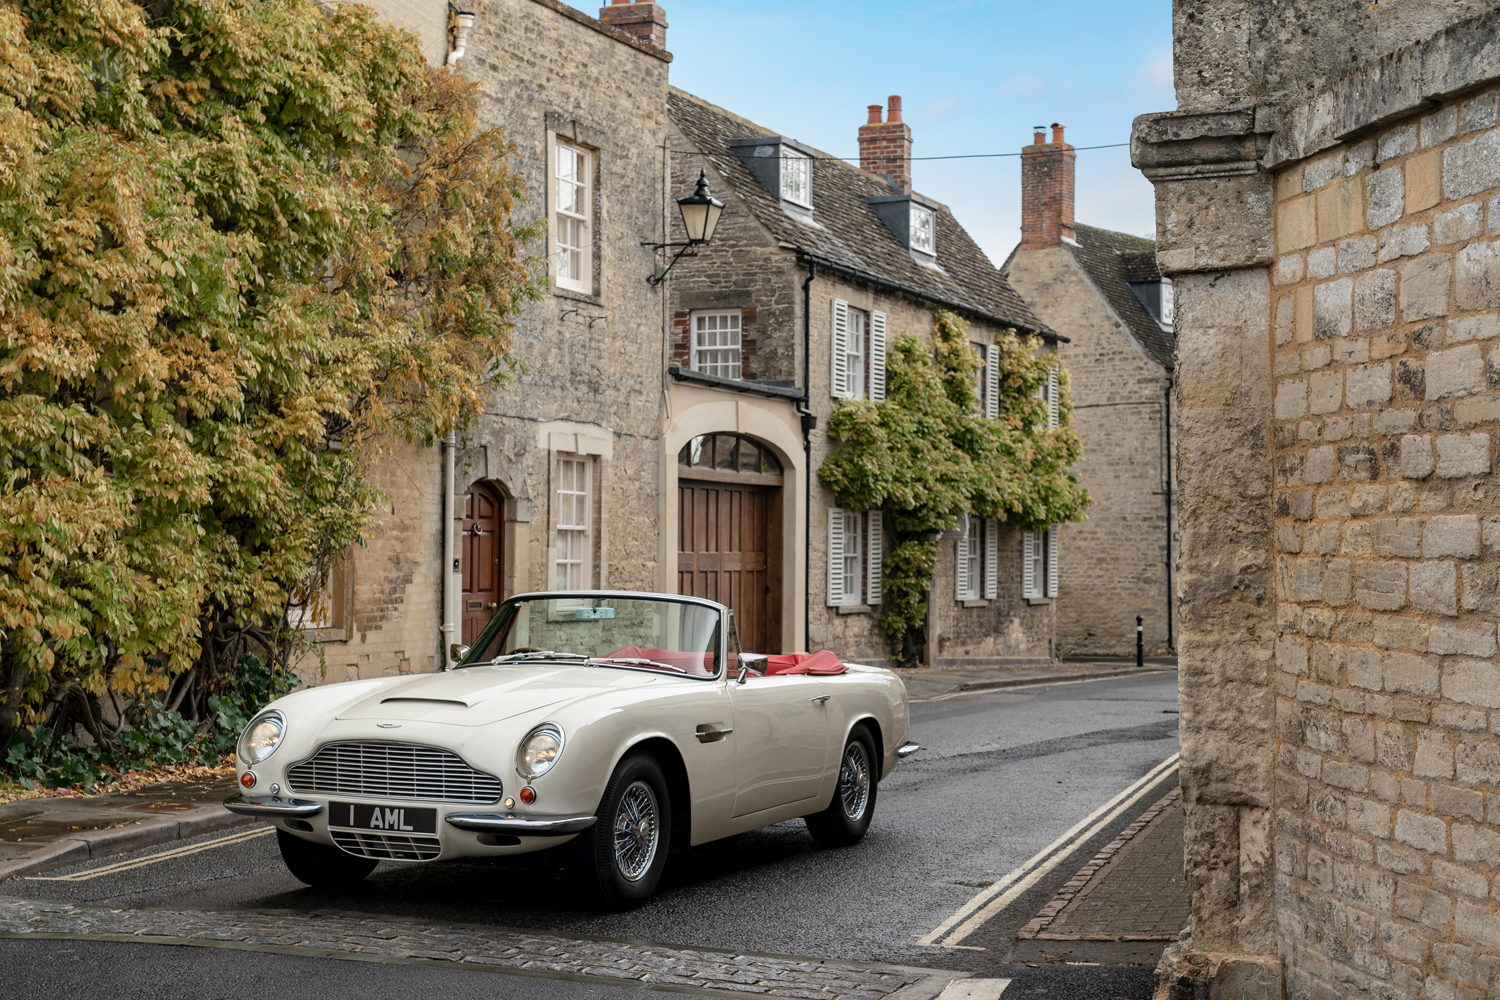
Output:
top-left (677, 434), bottom-right (783, 654)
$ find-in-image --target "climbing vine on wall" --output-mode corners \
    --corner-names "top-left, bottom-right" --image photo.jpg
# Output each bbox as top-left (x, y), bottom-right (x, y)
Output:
top-left (818, 310), bottom-right (1089, 662)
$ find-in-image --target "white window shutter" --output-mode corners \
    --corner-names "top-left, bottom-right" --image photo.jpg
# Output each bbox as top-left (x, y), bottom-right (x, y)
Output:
top-left (827, 508), bottom-right (845, 606)
top-left (955, 515), bottom-right (970, 601)
top-left (830, 299), bottom-right (851, 399)
top-left (1047, 525), bottom-right (1060, 598)
top-left (866, 510), bottom-right (883, 605)
top-left (1022, 530), bottom-right (1037, 598)
top-left (869, 311), bottom-right (888, 402)
top-left (1048, 368), bottom-right (1060, 428)
top-left (983, 518), bottom-right (998, 600)
top-left (985, 344), bottom-right (1000, 420)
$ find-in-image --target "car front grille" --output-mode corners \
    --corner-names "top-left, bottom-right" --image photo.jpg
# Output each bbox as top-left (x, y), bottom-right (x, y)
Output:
top-left (331, 830), bottom-right (442, 862)
top-left (287, 741), bottom-right (503, 804)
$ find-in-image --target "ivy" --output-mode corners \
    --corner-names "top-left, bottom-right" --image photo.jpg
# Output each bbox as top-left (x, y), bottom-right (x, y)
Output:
top-left (0, 0), bottom-right (542, 751)
top-left (819, 310), bottom-right (1089, 661)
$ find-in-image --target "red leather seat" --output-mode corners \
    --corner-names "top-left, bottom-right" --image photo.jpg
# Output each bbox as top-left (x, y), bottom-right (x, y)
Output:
top-left (762, 651), bottom-right (846, 675)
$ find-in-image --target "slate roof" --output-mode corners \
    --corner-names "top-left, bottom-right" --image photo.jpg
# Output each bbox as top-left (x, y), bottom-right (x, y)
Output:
top-left (1067, 224), bottom-right (1176, 369)
top-left (668, 88), bottom-right (1053, 338)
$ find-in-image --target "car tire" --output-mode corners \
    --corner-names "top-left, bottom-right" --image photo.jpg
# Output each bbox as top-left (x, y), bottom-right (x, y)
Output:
top-left (276, 829), bottom-right (379, 887)
top-left (805, 725), bottom-right (878, 848)
top-left (565, 752), bottom-right (672, 910)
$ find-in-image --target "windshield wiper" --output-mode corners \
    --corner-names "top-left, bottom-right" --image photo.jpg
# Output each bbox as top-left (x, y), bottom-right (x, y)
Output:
top-left (488, 650), bottom-right (589, 663)
top-left (586, 656), bottom-right (687, 674)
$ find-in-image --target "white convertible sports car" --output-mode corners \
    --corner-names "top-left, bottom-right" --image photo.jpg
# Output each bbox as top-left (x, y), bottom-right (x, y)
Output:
top-left (226, 591), bottom-right (918, 907)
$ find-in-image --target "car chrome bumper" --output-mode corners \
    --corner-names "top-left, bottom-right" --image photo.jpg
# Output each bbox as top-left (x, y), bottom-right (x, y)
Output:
top-left (224, 792), bottom-right (325, 818)
top-left (445, 812), bottom-right (598, 836)
top-left (896, 741), bottom-right (923, 759)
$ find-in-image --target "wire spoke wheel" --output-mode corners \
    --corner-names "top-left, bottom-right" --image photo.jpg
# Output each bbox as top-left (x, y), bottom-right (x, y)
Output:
top-left (837, 740), bottom-right (871, 821)
top-left (612, 780), bottom-right (660, 882)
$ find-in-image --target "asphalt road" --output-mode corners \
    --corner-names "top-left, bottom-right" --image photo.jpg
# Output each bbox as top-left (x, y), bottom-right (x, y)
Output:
top-left (1, 670), bottom-right (1181, 1000)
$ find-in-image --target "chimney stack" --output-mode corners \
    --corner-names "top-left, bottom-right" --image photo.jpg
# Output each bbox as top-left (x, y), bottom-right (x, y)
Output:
top-left (598, 0), bottom-right (667, 49)
top-left (1020, 121), bottom-right (1075, 248)
top-left (858, 96), bottom-right (913, 194)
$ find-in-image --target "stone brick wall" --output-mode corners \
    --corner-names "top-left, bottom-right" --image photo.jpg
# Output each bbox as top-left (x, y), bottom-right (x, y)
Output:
top-left (800, 278), bottom-right (1055, 667)
top-left (666, 121), bottom-right (801, 384)
top-left (1270, 85), bottom-right (1500, 999)
top-left (301, 0), bottom-right (671, 682)
top-left (1005, 246), bottom-right (1176, 658)
top-left (1134, 4), bottom-right (1500, 998)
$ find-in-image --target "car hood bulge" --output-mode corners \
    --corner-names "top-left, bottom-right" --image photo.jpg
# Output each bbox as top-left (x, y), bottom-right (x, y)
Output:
top-left (333, 664), bottom-right (658, 727)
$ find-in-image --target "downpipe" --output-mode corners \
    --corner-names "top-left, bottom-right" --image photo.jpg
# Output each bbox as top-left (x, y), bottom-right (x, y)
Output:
top-left (442, 430), bottom-right (457, 668)
top-left (798, 260), bottom-right (817, 652)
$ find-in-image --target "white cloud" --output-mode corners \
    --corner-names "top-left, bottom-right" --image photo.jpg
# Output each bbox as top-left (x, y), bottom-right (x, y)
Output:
top-left (922, 96), bottom-right (961, 119)
top-left (1129, 45), bottom-right (1174, 96)
top-left (994, 74), bottom-right (1047, 101)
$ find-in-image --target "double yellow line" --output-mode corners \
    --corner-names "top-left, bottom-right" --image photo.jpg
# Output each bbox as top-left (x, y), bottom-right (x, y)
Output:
top-left (27, 825), bottom-right (275, 882)
top-left (917, 752), bottom-right (1180, 949)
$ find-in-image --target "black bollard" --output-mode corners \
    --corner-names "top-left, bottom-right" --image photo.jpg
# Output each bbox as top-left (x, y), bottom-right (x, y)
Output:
top-left (1136, 616), bottom-right (1144, 668)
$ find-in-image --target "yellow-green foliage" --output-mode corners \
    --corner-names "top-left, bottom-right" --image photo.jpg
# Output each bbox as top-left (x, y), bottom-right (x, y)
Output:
top-left (819, 310), bottom-right (1088, 652)
top-left (0, 0), bottom-right (541, 742)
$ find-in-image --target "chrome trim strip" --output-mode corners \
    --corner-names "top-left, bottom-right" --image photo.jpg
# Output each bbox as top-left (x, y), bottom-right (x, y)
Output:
top-left (445, 812), bottom-right (598, 836)
top-left (896, 741), bottom-right (923, 759)
top-left (224, 792), bottom-right (324, 818)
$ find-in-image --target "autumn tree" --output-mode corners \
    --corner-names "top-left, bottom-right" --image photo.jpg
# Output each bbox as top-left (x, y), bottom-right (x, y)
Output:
top-left (818, 311), bottom-right (1088, 662)
top-left (0, 0), bottom-right (540, 751)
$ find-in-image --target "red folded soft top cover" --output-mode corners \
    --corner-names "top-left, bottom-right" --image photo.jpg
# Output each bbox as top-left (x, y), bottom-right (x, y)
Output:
top-left (603, 645), bottom-right (715, 675)
top-left (763, 651), bottom-right (846, 675)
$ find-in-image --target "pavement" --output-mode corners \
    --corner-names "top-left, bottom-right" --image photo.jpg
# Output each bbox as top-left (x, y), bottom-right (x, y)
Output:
top-left (0, 670), bottom-right (1185, 1000)
top-left (0, 774), bottom-right (252, 880)
top-left (897, 658), bottom-right (1177, 702)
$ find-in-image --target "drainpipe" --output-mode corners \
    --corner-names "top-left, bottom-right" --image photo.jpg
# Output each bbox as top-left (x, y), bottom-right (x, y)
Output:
top-left (798, 260), bottom-right (817, 652)
top-left (446, 10), bottom-right (475, 66)
top-left (1163, 379), bottom-right (1174, 653)
top-left (442, 430), bottom-right (457, 668)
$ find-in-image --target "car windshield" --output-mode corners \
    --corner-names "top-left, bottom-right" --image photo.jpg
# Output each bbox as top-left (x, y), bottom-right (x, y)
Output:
top-left (464, 596), bottom-right (721, 677)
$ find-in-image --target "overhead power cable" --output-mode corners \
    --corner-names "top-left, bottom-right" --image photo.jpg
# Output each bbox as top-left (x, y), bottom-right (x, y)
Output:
top-left (670, 142), bottom-right (1130, 162)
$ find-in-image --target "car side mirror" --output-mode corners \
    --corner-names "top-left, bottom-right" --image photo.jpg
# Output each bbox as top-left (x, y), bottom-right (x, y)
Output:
top-left (449, 643), bottom-right (470, 664)
top-left (740, 652), bottom-right (768, 673)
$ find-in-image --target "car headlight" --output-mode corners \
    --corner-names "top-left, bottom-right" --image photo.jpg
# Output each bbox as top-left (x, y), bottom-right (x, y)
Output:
top-left (238, 712), bottom-right (285, 765)
top-left (517, 723), bottom-right (564, 779)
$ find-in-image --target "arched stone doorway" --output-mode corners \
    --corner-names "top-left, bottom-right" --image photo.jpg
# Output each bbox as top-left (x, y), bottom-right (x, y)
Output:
top-left (461, 481), bottom-right (505, 645)
top-left (676, 433), bottom-right (783, 653)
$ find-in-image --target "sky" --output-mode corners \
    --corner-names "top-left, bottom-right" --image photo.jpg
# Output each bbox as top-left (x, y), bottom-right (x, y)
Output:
top-left (663, 0), bottom-right (1176, 266)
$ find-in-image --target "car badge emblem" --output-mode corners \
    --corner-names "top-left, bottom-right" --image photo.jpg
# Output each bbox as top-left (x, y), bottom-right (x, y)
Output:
top-left (377, 723), bottom-right (402, 729)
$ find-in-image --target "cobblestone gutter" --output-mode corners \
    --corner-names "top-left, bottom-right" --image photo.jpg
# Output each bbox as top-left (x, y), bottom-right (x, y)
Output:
top-left (0, 896), bottom-right (960, 999)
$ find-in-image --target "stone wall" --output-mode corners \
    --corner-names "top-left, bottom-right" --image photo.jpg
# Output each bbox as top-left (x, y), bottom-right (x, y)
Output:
top-left (1005, 246), bottom-right (1176, 658)
top-left (1134, 3), bottom-right (1500, 998)
top-left (302, 0), bottom-right (672, 681)
top-left (1269, 86), bottom-right (1500, 1000)
top-left (800, 277), bottom-right (1056, 667)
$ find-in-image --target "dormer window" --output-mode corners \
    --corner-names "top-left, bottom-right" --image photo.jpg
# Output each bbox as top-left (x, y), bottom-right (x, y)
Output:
top-left (781, 149), bottom-right (811, 207)
top-left (866, 192), bottom-right (941, 263)
top-left (1130, 277), bottom-right (1174, 331)
top-left (728, 136), bottom-right (818, 216)
top-left (910, 204), bottom-right (935, 255)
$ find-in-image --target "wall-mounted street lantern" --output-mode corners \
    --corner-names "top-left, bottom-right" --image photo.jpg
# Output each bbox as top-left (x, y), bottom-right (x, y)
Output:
top-left (645, 170), bottom-right (724, 286)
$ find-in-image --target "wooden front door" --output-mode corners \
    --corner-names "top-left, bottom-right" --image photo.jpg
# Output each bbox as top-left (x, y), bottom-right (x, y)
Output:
top-left (461, 483), bottom-right (504, 645)
top-left (678, 477), bottom-right (782, 654)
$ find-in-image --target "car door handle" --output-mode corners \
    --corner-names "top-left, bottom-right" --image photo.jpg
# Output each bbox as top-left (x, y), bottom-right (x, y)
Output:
top-left (695, 724), bottom-right (733, 743)
top-left (810, 695), bottom-right (830, 705)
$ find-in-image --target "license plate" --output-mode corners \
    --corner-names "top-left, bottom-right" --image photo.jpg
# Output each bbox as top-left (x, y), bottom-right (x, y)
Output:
top-left (328, 801), bottom-right (437, 835)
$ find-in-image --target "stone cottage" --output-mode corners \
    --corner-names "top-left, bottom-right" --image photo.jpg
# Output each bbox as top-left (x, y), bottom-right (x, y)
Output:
top-left (1005, 124), bottom-right (1179, 659)
top-left (1132, 2), bottom-right (1500, 996)
top-left (301, 0), bottom-right (674, 683)
top-left (663, 93), bottom-right (1062, 666)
